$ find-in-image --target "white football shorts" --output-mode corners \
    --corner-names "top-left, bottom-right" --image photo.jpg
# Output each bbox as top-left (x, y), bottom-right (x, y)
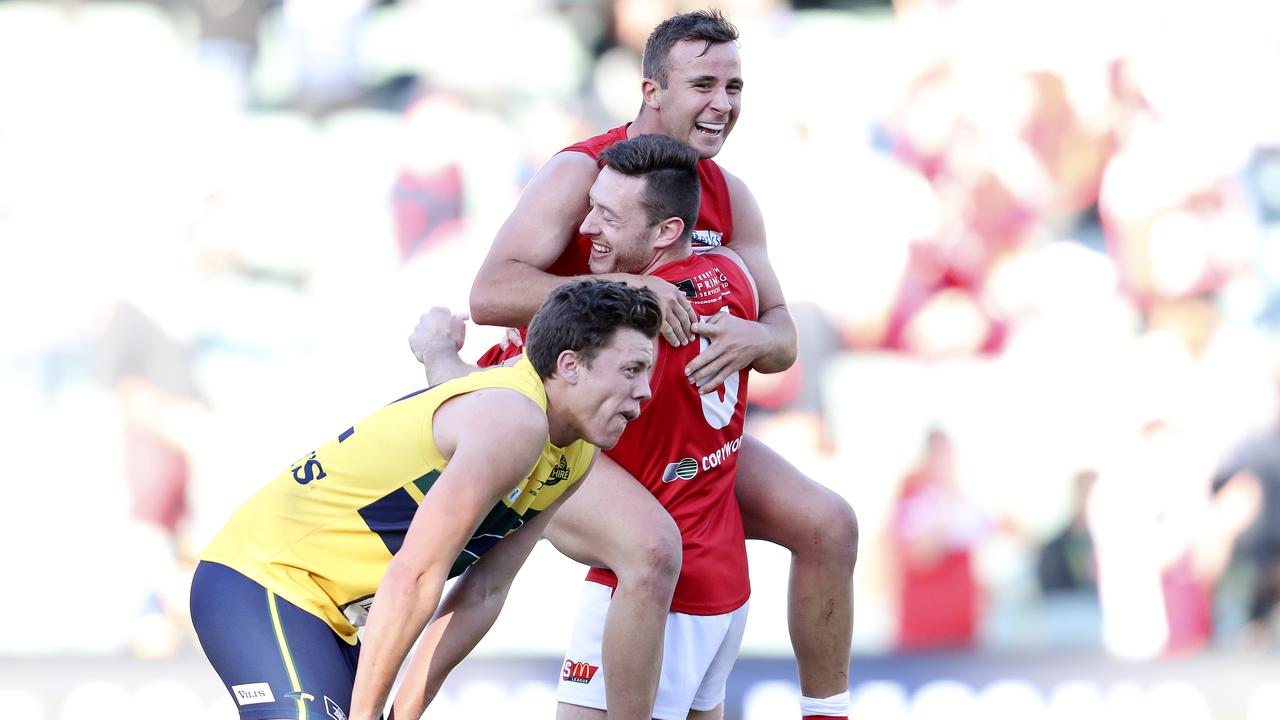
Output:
top-left (556, 581), bottom-right (749, 720)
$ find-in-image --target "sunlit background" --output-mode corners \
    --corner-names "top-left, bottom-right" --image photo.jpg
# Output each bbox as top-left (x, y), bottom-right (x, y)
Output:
top-left (5, 0), bottom-right (1280, 717)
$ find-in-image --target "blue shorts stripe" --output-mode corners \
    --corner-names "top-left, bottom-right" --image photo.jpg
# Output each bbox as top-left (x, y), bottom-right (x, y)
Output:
top-left (267, 589), bottom-right (308, 719)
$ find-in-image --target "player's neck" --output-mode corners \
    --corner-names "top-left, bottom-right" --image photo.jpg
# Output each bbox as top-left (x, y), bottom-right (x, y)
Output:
top-left (628, 108), bottom-right (664, 139)
top-left (542, 388), bottom-right (580, 448)
top-left (545, 414), bottom-right (577, 449)
top-left (640, 244), bottom-right (693, 275)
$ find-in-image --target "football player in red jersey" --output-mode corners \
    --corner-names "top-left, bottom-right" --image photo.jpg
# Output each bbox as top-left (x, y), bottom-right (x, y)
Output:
top-left (408, 11), bottom-right (856, 720)
top-left (402, 134), bottom-right (757, 720)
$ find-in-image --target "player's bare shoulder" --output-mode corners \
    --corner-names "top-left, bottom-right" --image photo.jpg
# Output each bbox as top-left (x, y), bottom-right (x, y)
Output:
top-left (719, 168), bottom-right (763, 227)
top-left (528, 150), bottom-right (601, 197)
top-left (717, 166), bottom-right (758, 206)
top-left (431, 387), bottom-right (548, 461)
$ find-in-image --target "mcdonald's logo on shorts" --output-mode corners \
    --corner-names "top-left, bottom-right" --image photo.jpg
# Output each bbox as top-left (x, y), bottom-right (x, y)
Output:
top-left (561, 659), bottom-right (600, 684)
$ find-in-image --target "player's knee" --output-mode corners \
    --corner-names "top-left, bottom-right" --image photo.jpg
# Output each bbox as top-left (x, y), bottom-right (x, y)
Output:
top-left (805, 492), bottom-right (859, 569)
top-left (615, 518), bottom-right (681, 598)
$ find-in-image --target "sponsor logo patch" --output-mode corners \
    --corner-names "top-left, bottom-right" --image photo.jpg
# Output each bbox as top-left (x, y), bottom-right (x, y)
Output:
top-left (341, 596), bottom-right (374, 627)
top-left (692, 229), bottom-right (723, 248)
top-left (701, 435), bottom-right (743, 470)
top-left (662, 458), bottom-right (699, 483)
top-left (562, 659), bottom-right (600, 684)
top-left (544, 455), bottom-right (571, 486)
top-left (325, 695), bottom-right (348, 720)
top-left (232, 683), bottom-right (275, 705)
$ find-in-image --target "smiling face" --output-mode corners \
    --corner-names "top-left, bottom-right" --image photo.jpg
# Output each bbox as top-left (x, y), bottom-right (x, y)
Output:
top-left (650, 39), bottom-right (742, 159)
top-left (580, 166), bottom-right (663, 275)
top-left (570, 327), bottom-right (655, 449)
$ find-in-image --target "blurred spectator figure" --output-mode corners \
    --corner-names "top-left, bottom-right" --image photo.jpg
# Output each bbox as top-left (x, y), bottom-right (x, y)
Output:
top-left (1021, 71), bottom-right (1113, 227)
top-left (1037, 469), bottom-right (1099, 595)
top-left (1092, 420), bottom-right (1219, 657)
top-left (876, 48), bottom-right (1057, 358)
top-left (883, 240), bottom-right (1005, 357)
top-left (1210, 404), bottom-right (1280, 650)
top-left (96, 301), bottom-right (208, 657)
top-left (1099, 112), bottom-right (1256, 309)
top-left (97, 301), bottom-right (202, 544)
top-left (1032, 470), bottom-right (1103, 649)
top-left (890, 428), bottom-right (987, 651)
top-left (392, 93), bottom-right (470, 262)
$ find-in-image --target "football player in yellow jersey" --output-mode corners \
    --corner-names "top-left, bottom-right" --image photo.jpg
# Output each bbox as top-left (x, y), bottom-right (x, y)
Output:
top-left (189, 280), bottom-right (661, 720)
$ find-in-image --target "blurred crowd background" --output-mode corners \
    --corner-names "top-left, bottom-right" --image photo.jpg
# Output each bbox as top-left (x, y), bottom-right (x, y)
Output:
top-left (5, 0), bottom-right (1280, 717)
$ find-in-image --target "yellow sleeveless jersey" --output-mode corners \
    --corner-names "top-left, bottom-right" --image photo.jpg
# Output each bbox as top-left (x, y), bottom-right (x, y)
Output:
top-left (200, 356), bottom-right (595, 642)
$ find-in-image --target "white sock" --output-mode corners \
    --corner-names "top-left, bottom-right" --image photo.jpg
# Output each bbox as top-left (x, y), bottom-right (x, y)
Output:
top-left (800, 690), bottom-right (850, 717)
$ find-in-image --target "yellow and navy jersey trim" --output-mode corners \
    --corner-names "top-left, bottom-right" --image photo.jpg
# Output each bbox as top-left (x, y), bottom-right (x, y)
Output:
top-left (352, 466), bottom-right (545, 580)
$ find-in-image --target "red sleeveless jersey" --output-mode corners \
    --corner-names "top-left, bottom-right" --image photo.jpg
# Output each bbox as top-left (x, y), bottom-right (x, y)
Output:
top-left (586, 251), bottom-right (756, 615)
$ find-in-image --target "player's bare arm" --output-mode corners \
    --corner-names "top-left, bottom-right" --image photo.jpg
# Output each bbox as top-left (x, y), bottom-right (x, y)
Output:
top-left (470, 150), bottom-right (697, 347)
top-left (470, 152), bottom-right (603, 325)
top-left (347, 390), bottom-right (549, 720)
top-left (390, 458), bottom-right (593, 720)
top-left (685, 169), bottom-right (797, 393)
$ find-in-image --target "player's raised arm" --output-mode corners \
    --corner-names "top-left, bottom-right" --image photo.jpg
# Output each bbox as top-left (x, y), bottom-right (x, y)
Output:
top-left (685, 169), bottom-right (798, 392)
top-left (470, 150), bottom-right (697, 346)
top-left (409, 307), bottom-right (475, 385)
top-left (389, 454), bottom-right (595, 720)
top-left (469, 152), bottom-right (601, 327)
top-left (347, 390), bottom-right (549, 720)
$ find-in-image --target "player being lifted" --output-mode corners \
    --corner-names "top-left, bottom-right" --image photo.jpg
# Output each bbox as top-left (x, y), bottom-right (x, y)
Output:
top-left (401, 134), bottom-right (759, 720)
top-left (452, 10), bottom-right (857, 720)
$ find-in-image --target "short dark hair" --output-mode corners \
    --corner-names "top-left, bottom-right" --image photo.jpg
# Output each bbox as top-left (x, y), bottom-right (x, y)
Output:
top-left (642, 9), bottom-right (739, 88)
top-left (598, 134), bottom-right (700, 242)
top-left (525, 280), bottom-right (663, 379)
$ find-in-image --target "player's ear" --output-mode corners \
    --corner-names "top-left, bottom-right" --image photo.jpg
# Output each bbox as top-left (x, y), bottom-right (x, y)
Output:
top-left (556, 350), bottom-right (582, 384)
top-left (653, 217), bottom-right (685, 251)
top-left (641, 77), bottom-right (662, 111)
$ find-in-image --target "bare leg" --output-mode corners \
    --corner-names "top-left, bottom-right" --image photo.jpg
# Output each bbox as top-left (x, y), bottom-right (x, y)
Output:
top-left (736, 435), bottom-right (857, 698)
top-left (547, 454), bottom-right (682, 720)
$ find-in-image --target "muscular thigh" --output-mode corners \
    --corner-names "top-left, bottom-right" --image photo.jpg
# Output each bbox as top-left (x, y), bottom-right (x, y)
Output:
top-left (545, 452), bottom-right (678, 568)
top-left (735, 434), bottom-right (844, 547)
